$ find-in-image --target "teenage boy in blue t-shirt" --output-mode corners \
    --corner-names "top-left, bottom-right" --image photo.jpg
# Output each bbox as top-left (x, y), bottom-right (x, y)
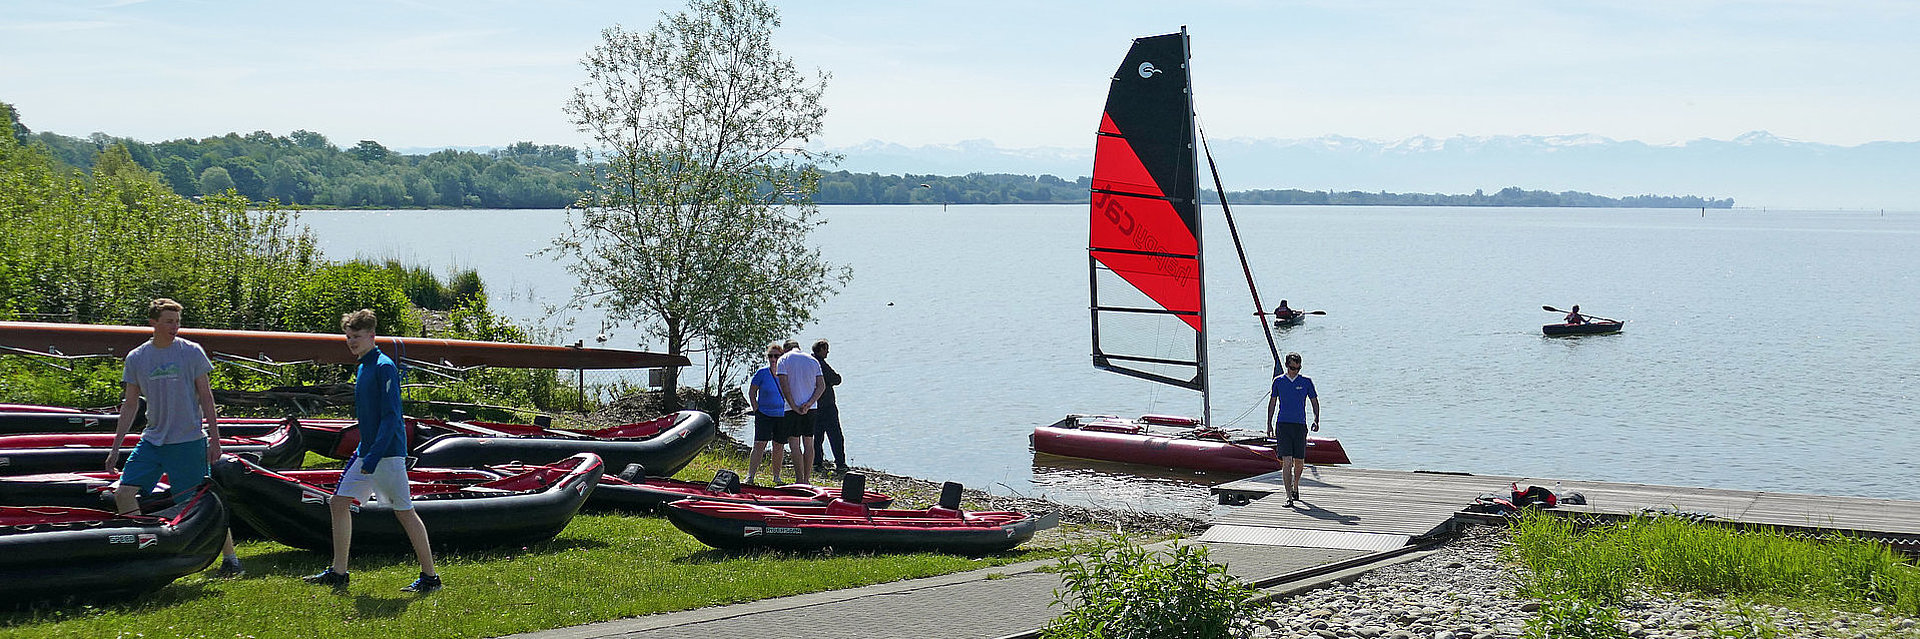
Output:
top-left (1266, 352), bottom-right (1321, 504)
top-left (303, 309), bottom-right (441, 593)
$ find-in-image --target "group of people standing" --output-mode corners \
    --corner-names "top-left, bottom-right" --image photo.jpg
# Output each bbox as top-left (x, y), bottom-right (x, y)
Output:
top-left (746, 338), bottom-right (846, 486)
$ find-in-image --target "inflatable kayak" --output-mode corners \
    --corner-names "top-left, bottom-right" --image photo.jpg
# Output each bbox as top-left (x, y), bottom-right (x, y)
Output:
top-left (1032, 414), bottom-right (1350, 474)
top-left (1542, 320), bottom-right (1624, 336)
top-left (0, 417), bottom-right (304, 476)
top-left (0, 408), bottom-right (317, 438)
top-left (0, 485), bottom-right (227, 603)
top-left (540, 464), bottom-right (894, 512)
top-left (211, 452), bottom-right (602, 552)
top-left (301, 411), bottom-right (716, 477)
top-left (665, 474), bottom-right (1053, 554)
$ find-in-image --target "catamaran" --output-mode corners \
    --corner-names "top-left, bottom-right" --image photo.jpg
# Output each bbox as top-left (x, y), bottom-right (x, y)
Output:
top-left (1032, 29), bottom-right (1350, 473)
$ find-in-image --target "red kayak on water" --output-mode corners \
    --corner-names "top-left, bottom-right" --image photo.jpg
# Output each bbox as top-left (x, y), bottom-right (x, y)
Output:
top-left (1033, 414), bottom-right (1349, 475)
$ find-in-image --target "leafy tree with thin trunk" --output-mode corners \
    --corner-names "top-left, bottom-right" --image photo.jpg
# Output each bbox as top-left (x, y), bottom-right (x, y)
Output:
top-left (551, 0), bottom-right (846, 411)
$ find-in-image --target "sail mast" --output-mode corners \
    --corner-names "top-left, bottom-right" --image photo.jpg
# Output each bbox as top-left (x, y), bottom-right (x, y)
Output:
top-left (1180, 27), bottom-right (1212, 428)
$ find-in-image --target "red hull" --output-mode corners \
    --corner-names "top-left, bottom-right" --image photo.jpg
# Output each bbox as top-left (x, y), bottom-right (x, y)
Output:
top-left (1032, 416), bottom-right (1349, 474)
top-left (0, 321), bottom-right (687, 369)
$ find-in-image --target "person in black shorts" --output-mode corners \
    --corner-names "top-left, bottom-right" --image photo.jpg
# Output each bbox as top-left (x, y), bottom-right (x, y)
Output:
top-left (1265, 352), bottom-right (1321, 503)
top-left (746, 343), bottom-right (789, 485)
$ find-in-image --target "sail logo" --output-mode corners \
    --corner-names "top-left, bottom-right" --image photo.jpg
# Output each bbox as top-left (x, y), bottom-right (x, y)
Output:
top-left (1137, 62), bottom-right (1162, 79)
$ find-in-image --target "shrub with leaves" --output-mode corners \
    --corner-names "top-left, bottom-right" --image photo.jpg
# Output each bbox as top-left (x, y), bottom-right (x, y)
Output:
top-left (1522, 592), bottom-right (1629, 639)
top-left (1043, 536), bottom-right (1259, 639)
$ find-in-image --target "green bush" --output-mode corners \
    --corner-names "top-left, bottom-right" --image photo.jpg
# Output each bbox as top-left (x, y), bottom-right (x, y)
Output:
top-left (1043, 536), bottom-right (1259, 639)
top-left (447, 268), bottom-right (485, 308)
top-left (282, 262), bottom-right (417, 335)
top-left (1522, 592), bottom-right (1629, 639)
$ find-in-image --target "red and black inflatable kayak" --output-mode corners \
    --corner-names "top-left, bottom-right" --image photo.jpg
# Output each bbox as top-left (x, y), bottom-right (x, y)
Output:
top-left (539, 464), bottom-right (893, 512)
top-left (0, 485), bottom-right (227, 603)
top-left (299, 411), bottom-right (716, 478)
top-left (211, 452), bottom-right (602, 552)
top-left (0, 408), bottom-right (316, 438)
top-left (1032, 414), bottom-right (1350, 475)
top-left (0, 470), bottom-right (169, 510)
top-left (0, 417), bottom-right (304, 476)
top-left (665, 475), bottom-right (1052, 554)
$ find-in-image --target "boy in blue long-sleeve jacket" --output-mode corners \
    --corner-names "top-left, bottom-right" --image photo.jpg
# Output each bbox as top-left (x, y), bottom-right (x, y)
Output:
top-left (304, 309), bottom-right (441, 593)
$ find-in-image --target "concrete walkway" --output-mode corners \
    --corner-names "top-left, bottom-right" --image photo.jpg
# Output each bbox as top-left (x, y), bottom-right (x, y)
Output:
top-left (503, 541), bottom-right (1375, 639)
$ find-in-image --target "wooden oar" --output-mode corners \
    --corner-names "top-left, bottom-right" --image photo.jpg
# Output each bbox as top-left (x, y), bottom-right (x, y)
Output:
top-left (1542, 305), bottom-right (1621, 324)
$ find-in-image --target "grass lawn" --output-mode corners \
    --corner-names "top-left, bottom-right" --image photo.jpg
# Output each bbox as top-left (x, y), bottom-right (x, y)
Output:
top-left (0, 445), bottom-right (1078, 638)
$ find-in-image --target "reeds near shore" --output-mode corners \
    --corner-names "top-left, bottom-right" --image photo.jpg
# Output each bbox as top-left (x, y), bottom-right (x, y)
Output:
top-left (1506, 511), bottom-right (1920, 623)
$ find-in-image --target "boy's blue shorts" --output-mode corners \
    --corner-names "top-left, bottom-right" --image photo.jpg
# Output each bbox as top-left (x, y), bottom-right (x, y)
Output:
top-left (121, 438), bottom-right (210, 494)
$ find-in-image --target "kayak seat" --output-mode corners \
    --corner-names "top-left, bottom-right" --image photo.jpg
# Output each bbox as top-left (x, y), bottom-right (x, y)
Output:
top-left (822, 499), bottom-right (868, 517)
top-left (925, 506), bottom-right (964, 520)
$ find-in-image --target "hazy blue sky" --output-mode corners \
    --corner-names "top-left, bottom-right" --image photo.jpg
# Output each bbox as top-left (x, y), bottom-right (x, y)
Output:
top-left (3, 0), bottom-right (1915, 151)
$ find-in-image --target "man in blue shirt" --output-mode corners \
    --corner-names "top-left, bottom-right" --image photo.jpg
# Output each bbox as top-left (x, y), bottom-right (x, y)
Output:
top-left (304, 309), bottom-right (441, 593)
top-left (1265, 352), bottom-right (1321, 504)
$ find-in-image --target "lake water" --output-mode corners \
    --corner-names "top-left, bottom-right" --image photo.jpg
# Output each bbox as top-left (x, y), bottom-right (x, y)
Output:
top-left (299, 205), bottom-right (1920, 515)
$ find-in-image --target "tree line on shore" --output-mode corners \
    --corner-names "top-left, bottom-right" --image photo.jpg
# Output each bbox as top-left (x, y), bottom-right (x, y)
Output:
top-left (0, 102), bottom-right (566, 412)
top-left (8, 106), bottom-right (1730, 209)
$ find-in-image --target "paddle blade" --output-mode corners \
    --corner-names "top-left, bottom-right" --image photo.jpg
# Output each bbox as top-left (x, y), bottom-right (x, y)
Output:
top-left (1307, 310), bottom-right (1327, 315)
top-left (1543, 305), bottom-right (1566, 313)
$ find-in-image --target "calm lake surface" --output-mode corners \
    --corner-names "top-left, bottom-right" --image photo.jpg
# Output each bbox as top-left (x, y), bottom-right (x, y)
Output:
top-left (300, 205), bottom-right (1919, 515)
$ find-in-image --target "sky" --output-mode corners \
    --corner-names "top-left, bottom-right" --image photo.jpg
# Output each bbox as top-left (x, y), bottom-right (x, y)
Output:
top-left (3, 0), bottom-right (1918, 153)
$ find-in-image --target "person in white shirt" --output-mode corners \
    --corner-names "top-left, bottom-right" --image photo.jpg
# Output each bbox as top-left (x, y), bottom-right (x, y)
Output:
top-left (775, 339), bottom-right (825, 485)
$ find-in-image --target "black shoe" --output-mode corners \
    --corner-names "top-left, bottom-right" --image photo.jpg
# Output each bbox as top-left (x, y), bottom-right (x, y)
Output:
top-left (303, 567), bottom-right (349, 588)
top-left (213, 557), bottom-right (244, 578)
top-left (402, 573), bottom-right (442, 593)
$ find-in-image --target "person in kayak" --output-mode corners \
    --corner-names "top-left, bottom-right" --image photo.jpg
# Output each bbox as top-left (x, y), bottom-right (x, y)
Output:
top-left (1564, 305), bottom-right (1587, 324)
top-left (1265, 352), bottom-right (1321, 504)
top-left (107, 298), bottom-right (243, 578)
top-left (746, 342), bottom-right (790, 485)
top-left (1275, 299), bottom-right (1296, 321)
top-left (304, 309), bottom-right (441, 594)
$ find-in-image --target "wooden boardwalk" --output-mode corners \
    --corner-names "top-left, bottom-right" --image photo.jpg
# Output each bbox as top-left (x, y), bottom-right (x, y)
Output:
top-left (1205, 466), bottom-right (1920, 551)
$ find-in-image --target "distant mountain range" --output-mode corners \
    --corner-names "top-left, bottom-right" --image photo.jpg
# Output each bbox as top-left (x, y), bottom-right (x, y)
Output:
top-left (827, 132), bottom-right (1919, 210)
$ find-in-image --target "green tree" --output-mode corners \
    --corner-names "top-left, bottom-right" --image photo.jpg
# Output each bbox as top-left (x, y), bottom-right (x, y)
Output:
top-left (198, 165), bottom-right (235, 195)
top-left (551, 0), bottom-right (847, 410)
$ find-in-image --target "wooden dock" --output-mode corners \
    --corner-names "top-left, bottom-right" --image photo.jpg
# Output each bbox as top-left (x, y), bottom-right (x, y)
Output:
top-left (1204, 466), bottom-right (1920, 551)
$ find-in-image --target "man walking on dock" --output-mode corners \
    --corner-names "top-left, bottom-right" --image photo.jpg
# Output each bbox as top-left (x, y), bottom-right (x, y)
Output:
top-left (1266, 352), bottom-right (1320, 503)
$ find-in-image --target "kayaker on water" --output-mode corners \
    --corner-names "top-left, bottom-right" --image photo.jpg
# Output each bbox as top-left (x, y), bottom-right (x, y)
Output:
top-left (1275, 299), bottom-right (1296, 321)
top-left (1564, 305), bottom-right (1587, 325)
top-left (1265, 352), bottom-right (1321, 504)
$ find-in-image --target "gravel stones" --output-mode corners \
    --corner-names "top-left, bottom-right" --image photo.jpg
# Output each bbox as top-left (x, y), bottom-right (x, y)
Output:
top-left (1251, 525), bottom-right (1919, 639)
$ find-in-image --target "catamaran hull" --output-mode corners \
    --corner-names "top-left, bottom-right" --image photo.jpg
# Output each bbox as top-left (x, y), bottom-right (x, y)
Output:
top-left (1031, 421), bottom-right (1349, 474)
top-left (0, 488), bottom-right (227, 603)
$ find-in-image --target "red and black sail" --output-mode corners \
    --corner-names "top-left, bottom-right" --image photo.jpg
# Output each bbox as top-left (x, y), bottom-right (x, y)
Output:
top-left (1089, 30), bottom-right (1205, 391)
